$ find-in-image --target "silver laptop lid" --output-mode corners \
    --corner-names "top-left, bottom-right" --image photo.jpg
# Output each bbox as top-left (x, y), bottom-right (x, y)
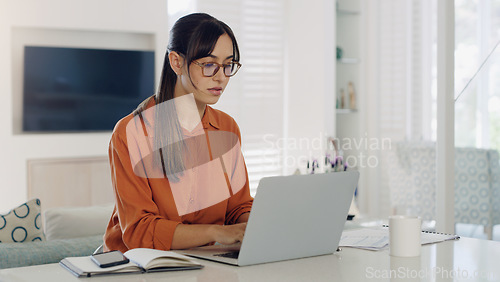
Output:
top-left (238, 171), bottom-right (359, 266)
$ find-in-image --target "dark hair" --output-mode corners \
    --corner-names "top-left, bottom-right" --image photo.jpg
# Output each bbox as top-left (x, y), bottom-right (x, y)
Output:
top-left (133, 13), bottom-right (240, 181)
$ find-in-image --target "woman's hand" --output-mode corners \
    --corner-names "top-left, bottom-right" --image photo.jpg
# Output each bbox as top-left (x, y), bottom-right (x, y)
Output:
top-left (210, 223), bottom-right (247, 245)
top-left (171, 223), bottom-right (247, 249)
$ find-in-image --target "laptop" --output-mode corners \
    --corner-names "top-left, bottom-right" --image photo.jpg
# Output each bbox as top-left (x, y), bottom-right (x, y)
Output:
top-left (182, 171), bottom-right (359, 266)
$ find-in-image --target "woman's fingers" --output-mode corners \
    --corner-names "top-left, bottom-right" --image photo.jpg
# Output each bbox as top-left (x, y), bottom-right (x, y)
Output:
top-left (214, 223), bottom-right (247, 245)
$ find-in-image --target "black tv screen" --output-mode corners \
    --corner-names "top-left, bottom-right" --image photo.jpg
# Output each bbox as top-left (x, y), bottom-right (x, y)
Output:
top-left (23, 46), bottom-right (155, 132)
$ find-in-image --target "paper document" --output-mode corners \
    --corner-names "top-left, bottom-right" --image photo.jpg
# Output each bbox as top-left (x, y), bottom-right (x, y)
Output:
top-left (340, 228), bottom-right (389, 250)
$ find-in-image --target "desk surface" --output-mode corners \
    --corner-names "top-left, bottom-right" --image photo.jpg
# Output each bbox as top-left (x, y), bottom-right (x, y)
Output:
top-left (1, 236), bottom-right (500, 282)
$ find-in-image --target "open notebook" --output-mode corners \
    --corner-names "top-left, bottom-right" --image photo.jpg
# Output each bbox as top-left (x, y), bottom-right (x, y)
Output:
top-left (340, 227), bottom-right (460, 251)
top-left (60, 248), bottom-right (203, 277)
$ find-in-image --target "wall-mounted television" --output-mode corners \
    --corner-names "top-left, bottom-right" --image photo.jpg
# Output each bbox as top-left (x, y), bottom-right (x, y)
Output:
top-left (23, 46), bottom-right (155, 132)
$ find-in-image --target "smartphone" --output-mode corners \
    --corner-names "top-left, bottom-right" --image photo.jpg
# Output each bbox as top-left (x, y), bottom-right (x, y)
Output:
top-left (91, 250), bottom-right (130, 268)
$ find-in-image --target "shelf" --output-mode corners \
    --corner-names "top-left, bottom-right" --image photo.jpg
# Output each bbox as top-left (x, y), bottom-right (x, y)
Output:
top-left (336, 108), bottom-right (358, 114)
top-left (337, 58), bottom-right (360, 64)
top-left (336, 9), bottom-right (360, 16)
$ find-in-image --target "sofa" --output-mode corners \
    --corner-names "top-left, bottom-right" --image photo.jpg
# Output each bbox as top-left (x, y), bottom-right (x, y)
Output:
top-left (0, 201), bottom-right (112, 269)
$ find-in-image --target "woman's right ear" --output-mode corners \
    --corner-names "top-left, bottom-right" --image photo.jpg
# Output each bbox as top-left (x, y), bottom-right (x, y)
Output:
top-left (168, 51), bottom-right (184, 76)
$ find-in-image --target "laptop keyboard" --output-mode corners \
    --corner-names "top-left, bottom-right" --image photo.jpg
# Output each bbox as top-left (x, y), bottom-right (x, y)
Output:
top-left (214, 251), bottom-right (240, 259)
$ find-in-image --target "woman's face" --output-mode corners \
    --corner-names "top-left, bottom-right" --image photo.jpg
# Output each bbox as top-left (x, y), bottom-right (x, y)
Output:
top-left (177, 33), bottom-right (235, 111)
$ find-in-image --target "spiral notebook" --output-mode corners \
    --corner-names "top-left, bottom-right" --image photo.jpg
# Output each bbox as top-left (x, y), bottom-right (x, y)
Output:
top-left (340, 227), bottom-right (460, 251)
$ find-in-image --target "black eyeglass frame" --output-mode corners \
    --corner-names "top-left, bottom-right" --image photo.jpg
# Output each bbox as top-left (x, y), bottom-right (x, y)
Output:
top-left (192, 61), bottom-right (242, 77)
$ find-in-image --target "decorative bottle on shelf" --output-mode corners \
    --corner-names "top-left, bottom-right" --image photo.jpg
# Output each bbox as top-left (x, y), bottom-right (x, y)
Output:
top-left (340, 88), bottom-right (345, 109)
top-left (348, 81), bottom-right (356, 110)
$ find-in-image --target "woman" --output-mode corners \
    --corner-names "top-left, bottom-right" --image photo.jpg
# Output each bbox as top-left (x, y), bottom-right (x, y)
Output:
top-left (103, 13), bottom-right (253, 252)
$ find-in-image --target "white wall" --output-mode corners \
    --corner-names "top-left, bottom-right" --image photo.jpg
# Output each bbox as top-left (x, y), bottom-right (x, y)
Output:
top-left (0, 0), bottom-right (168, 209)
top-left (285, 0), bottom-right (336, 174)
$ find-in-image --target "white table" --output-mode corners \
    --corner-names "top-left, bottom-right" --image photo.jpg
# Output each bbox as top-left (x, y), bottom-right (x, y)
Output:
top-left (1, 237), bottom-right (500, 282)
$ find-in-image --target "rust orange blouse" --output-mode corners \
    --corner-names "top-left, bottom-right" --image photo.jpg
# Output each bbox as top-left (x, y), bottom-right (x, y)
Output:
top-left (103, 98), bottom-right (253, 252)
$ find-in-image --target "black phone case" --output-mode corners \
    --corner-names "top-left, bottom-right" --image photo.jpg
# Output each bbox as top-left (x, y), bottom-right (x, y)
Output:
top-left (91, 251), bottom-right (130, 268)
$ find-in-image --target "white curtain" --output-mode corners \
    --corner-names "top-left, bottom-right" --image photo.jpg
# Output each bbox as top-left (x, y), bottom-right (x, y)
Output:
top-left (363, 0), bottom-right (436, 216)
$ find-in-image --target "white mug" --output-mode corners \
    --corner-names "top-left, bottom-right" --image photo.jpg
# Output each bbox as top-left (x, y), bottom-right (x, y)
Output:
top-left (389, 215), bottom-right (422, 257)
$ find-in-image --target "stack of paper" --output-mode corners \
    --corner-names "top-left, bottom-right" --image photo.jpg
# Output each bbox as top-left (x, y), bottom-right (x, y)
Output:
top-left (340, 228), bottom-right (389, 250)
top-left (339, 227), bottom-right (460, 251)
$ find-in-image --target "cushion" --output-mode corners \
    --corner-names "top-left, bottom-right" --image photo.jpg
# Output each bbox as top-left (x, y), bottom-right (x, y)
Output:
top-left (0, 234), bottom-right (103, 269)
top-left (0, 198), bottom-right (45, 243)
top-left (44, 204), bottom-right (113, 240)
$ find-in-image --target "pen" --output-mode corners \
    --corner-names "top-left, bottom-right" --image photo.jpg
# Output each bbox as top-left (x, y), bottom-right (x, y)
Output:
top-left (336, 157), bottom-right (343, 172)
top-left (324, 156), bottom-right (329, 173)
top-left (311, 159), bottom-right (319, 174)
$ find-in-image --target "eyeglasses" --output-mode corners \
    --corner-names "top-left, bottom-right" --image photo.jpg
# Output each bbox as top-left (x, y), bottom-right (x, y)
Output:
top-left (192, 61), bottom-right (242, 77)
